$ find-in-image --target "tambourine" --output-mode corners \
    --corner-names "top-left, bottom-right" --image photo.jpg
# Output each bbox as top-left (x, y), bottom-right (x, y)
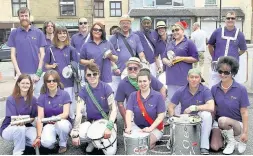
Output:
top-left (167, 50), bottom-right (176, 61)
top-left (62, 65), bottom-right (73, 79)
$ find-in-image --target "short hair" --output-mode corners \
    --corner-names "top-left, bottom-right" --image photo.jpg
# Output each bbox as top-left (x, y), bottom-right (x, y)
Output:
top-left (90, 22), bottom-right (106, 41)
top-left (43, 21), bottom-right (55, 35)
top-left (216, 56), bottom-right (239, 76)
top-left (137, 68), bottom-right (151, 81)
top-left (17, 7), bottom-right (30, 16)
top-left (226, 11), bottom-right (236, 17)
top-left (85, 63), bottom-right (100, 75)
top-left (193, 22), bottom-right (200, 27)
top-left (41, 70), bottom-right (64, 94)
top-left (53, 26), bottom-right (70, 47)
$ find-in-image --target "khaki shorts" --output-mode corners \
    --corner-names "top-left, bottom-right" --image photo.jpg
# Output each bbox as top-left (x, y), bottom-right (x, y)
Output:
top-left (212, 120), bottom-right (243, 129)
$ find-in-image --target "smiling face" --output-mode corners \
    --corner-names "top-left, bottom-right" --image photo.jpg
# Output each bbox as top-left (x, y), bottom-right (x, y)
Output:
top-left (138, 75), bottom-right (151, 92)
top-left (19, 11), bottom-right (30, 28)
top-left (157, 27), bottom-right (166, 36)
top-left (86, 69), bottom-right (99, 85)
top-left (57, 31), bottom-right (67, 42)
top-left (187, 73), bottom-right (201, 88)
top-left (172, 25), bottom-right (184, 40)
top-left (225, 13), bottom-right (236, 28)
top-left (92, 24), bottom-right (102, 39)
top-left (127, 63), bottom-right (141, 79)
top-left (120, 20), bottom-right (131, 33)
top-left (141, 19), bottom-right (152, 31)
top-left (18, 78), bottom-right (31, 93)
top-left (218, 64), bottom-right (232, 82)
top-left (46, 75), bottom-right (58, 91)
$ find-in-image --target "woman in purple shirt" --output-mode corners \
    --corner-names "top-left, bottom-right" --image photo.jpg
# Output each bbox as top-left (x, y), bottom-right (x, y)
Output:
top-left (210, 56), bottom-right (249, 154)
top-left (125, 69), bottom-right (165, 149)
top-left (33, 70), bottom-right (72, 154)
top-left (0, 74), bottom-right (37, 155)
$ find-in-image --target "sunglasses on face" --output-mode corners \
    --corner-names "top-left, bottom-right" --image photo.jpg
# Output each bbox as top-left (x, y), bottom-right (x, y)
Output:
top-left (79, 22), bottom-right (88, 25)
top-left (172, 28), bottom-right (180, 33)
top-left (46, 79), bottom-right (57, 83)
top-left (226, 17), bottom-right (235, 20)
top-left (128, 66), bottom-right (138, 71)
top-left (93, 28), bottom-right (102, 33)
top-left (218, 70), bottom-right (231, 75)
top-left (86, 73), bottom-right (98, 77)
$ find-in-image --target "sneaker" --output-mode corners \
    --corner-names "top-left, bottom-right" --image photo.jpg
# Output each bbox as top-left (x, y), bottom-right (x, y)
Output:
top-left (86, 142), bottom-right (95, 153)
top-left (58, 146), bottom-right (67, 154)
top-left (237, 141), bottom-right (247, 154)
top-left (200, 148), bottom-right (209, 155)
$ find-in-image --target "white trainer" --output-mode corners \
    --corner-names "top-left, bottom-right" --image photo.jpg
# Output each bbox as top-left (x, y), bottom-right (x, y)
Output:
top-left (86, 142), bottom-right (95, 153)
top-left (222, 129), bottom-right (236, 155)
top-left (237, 141), bottom-right (247, 154)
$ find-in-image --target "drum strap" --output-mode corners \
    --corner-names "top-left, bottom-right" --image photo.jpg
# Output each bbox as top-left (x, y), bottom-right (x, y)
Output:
top-left (85, 82), bottom-right (109, 120)
top-left (136, 90), bottom-right (163, 130)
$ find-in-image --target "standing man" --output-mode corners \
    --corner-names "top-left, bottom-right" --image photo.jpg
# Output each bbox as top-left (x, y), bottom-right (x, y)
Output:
top-left (43, 20), bottom-right (55, 48)
top-left (110, 14), bottom-right (147, 93)
top-left (7, 7), bottom-right (46, 98)
top-left (135, 17), bottom-right (159, 76)
top-left (191, 22), bottom-right (208, 74)
top-left (208, 11), bottom-right (247, 87)
top-left (71, 18), bottom-right (90, 84)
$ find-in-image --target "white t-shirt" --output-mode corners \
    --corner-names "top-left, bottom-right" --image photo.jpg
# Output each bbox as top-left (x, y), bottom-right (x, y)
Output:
top-left (191, 29), bottom-right (207, 52)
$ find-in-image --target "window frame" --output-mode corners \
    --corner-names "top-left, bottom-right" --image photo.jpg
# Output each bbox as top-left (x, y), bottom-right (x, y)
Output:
top-left (12, 0), bottom-right (28, 17)
top-left (143, 0), bottom-right (184, 7)
top-left (205, 0), bottom-right (217, 5)
top-left (59, 0), bottom-right (76, 16)
top-left (94, 0), bottom-right (104, 18)
top-left (110, 1), bottom-right (122, 17)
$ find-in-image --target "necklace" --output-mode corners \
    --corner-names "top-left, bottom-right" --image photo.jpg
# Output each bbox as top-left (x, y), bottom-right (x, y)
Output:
top-left (221, 82), bottom-right (233, 90)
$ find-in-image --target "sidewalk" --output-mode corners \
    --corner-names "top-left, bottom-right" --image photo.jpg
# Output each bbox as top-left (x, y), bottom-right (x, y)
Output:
top-left (0, 76), bottom-right (15, 101)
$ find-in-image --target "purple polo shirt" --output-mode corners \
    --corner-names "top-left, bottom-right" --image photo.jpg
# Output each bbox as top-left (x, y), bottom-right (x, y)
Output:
top-left (80, 40), bottom-right (117, 83)
top-left (126, 90), bottom-right (165, 128)
top-left (171, 84), bottom-right (213, 114)
top-left (71, 32), bottom-right (90, 70)
top-left (44, 45), bottom-right (78, 88)
top-left (208, 27), bottom-right (247, 61)
top-left (134, 30), bottom-right (158, 64)
top-left (78, 81), bottom-right (113, 120)
top-left (7, 26), bottom-right (47, 74)
top-left (155, 34), bottom-right (173, 57)
top-left (115, 75), bottom-right (164, 102)
top-left (37, 88), bottom-right (71, 118)
top-left (162, 36), bottom-right (198, 86)
top-left (211, 81), bottom-right (250, 122)
top-left (0, 96), bottom-right (37, 137)
top-left (110, 32), bottom-right (144, 72)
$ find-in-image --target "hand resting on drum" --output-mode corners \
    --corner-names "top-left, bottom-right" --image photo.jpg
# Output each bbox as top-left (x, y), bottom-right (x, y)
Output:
top-left (104, 128), bottom-right (112, 139)
top-left (142, 127), bottom-right (153, 133)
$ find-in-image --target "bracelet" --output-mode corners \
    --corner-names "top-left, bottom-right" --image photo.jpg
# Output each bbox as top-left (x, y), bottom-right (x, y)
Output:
top-left (106, 120), bottom-right (114, 131)
top-left (36, 69), bottom-right (43, 77)
top-left (36, 136), bottom-right (41, 140)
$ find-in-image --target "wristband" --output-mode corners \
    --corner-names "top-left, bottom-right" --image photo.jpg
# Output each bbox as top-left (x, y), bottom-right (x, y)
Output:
top-left (106, 120), bottom-right (114, 131)
top-left (36, 69), bottom-right (43, 77)
top-left (36, 136), bottom-right (41, 140)
top-left (189, 105), bottom-right (198, 112)
top-left (112, 64), bottom-right (118, 71)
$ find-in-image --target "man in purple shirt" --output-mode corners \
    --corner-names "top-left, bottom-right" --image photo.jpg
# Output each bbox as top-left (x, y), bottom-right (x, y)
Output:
top-left (168, 68), bottom-right (214, 155)
top-left (115, 57), bottom-right (167, 126)
top-left (71, 18), bottom-right (90, 84)
top-left (43, 21), bottom-right (55, 49)
top-left (134, 16), bottom-right (159, 76)
top-left (7, 7), bottom-right (47, 98)
top-left (109, 14), bottom-right (148, 93)
top-left (208, 11), bottom-right (247, 87)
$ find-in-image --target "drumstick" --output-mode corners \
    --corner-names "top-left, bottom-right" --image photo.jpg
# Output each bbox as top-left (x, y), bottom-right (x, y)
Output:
top-left (35, 146), bottom-right (40, 155)
top-left (172, 58), bottom-right (185, 64)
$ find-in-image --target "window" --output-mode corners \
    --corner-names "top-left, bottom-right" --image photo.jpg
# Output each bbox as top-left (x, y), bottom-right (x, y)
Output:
top-left (59, 0), bottom-right (76, 16)
top-left (205, 0), bottom-right (216, 5)
top-left (94, 0), bottom-right (104, 18)
top-left (173, 0), bottom-right (183, 6)
top-left (12, 0), bottom-right (27, 17)
top-left (110, 1), bottom-right (122, 17)
top-left (156, 0), bottom-right (172, 6)
top-left (143, 0), bottom-right (155, 7)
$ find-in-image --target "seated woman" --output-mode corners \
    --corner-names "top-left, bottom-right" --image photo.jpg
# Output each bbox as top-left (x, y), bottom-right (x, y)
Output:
top-left (70, 63), bottom-right (117, 155)
top-left (0, 74), bottom-right (37, 155)
top-left (210, 56), bottom-right (249, 155)
top-left (168, 68), bottom-right (214, 155)
top-left (125, 68), bottom-right (165, 149)
top-left (32, 70), bottom-right (72, 154)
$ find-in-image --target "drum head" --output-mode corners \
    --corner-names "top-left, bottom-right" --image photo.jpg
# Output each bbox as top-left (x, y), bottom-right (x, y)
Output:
top-left (167, 50), bottom-right (175, 61)
top-left (123, 130), bottom-right (149, 138)
top-left (62, 66), bottom-right (73, 79)
top-left (87, 119), bottom-right (108, 140)
top-left (172, 114), bottom-right (202, 124)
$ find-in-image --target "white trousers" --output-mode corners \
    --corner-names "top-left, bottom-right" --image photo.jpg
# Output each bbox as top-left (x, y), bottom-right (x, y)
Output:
top-left (2, 126), bottom-right (37, 155)
top-left (111, 75), bottom-right (121, 94)
top-left (80, 70), bottom-right (86, 87)
top-left (149, 62), bottom-right (157, 77)
top-left (167, 85), bottom-right (182, 116)
top-left (64, 87), bottom-right (76, 119)
top-left (41, 120), bottom-right (72, 149)
top-left (78, 121), bottom-right (117, 155)
top-left (198, 111), bottom-right (212, 149)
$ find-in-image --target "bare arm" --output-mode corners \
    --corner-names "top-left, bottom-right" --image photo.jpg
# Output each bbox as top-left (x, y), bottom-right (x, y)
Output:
top-left (107, 94), bottom-right (117, 122)
top-left (196, 99), bottom-right (215, 112)
top-left (117, 101), bottom-right (126, 124)
top-left (149, 112), bottom-right (165, 131)
top-left (71, 97), bottom-right (85, 135)
top-left (58, 104), bottom-right (70, 119)
top-left (159, 86), bottom-right (167, 100)
top-left (10, 47), bottom-right (21, 75)
top-left (80, 59), bottom-right (94, 66)
top-left (125, 110), bottom-right (133, 130)
top-left (38, 47), bottom-right (45, 70)
top-left (208, 44), bottom-right (214, 57)
top-left (138, 52), bottom-right (147, 62)
top-left (168, 103), bottom-right (176, 117)
top-left (36, 106), bottom-right (44, 138)
top-left (240, 107), bottom-right (248, 136)
top-left (108, 54), bottom-right (118, 63)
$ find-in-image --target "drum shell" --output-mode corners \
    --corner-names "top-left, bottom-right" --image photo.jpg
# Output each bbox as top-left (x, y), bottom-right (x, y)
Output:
top-left (124, 135), bottom-right (150, 155)
top-left (170, 122), bottom-right (201, 155)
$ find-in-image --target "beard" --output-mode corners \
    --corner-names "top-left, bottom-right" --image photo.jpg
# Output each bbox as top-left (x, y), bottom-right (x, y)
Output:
top-left (20, 20), bottom-right (30, 27)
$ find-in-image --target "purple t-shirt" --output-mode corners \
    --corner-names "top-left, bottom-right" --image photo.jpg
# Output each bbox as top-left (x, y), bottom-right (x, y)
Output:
top-left (79, 81), bottom-right (113, 120)
top-left (134, 30), bottom-right (158, 64)
top-left (110, 32), bottom-right (144, 73)
top-left (126, 90), bottom-right (165, 128)
top-left (208, 27), bottom-right (247, 61)
top-left (162, 36), bottom-right (198, 86)
top-left (155, 34), bottom-right (173, 57)
top-left (115, 75), bottom-right (164, 102)
top-left (37, 88), bottom-right (71, 118)
top-left (44, 45), bottom-right (78, 88)
top-left (171, 83), bottom-right (213, 114)
top-left (7, 26), bottom-right (47, 74)
top-left (0, 96), bottom-right (37, 137)
top-left (211, 81), bottom-right (250, 122)
top-left (80, 40), bottom-right (117, 83)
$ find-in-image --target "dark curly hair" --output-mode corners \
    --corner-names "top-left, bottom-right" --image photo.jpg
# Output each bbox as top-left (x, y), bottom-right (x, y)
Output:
top-left (216, 56), bottom-right (239, 76)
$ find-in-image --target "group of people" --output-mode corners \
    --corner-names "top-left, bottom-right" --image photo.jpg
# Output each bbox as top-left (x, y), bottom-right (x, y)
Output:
top-left (0, 6), bottom-right (250, 155)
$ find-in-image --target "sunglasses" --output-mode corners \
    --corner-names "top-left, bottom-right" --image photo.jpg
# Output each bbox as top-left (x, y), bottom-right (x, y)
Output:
top-left (46, 79), bottom-right (57, 83)
top-left (79, 22), bottom-right (88, 25)
top-left (172, 28), bottom-right (180, 33)
top-left (218, 70), bottom-right (231, 75)
top-left (86, 73), bottom-right (98, 77)
top-left (226, 17), bottom-right (235, 20)
top-left (93, 28), bottom-right (102, 33)
top-left (128, 66), bottom-right (138, 71)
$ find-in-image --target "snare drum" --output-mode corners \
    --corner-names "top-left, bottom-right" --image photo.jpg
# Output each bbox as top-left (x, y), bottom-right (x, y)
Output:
top-left (123, 131), bottom-right (150, 155)
top-left (169, 114), bottom-right (202, 155)
top-left (87, 119), bottom-right (117, 150)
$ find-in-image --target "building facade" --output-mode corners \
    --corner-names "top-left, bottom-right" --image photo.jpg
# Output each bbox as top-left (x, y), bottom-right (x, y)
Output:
top-left (129, 0), bottom-right (252, 42)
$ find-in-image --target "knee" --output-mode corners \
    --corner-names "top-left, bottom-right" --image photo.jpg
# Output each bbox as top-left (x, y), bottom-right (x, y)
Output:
top-left (55, 120), bottom-right (72, 134)
top-left (13, 126), bottom-right (26, 138)
top-left (210, 143), bottom-right (221, 152)
top-left (41, 138), bottom-right (56, 149)
top-left (218, 116), bottom-right (227, 128)
top-left (79, 122), bottom-right (91, 139)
